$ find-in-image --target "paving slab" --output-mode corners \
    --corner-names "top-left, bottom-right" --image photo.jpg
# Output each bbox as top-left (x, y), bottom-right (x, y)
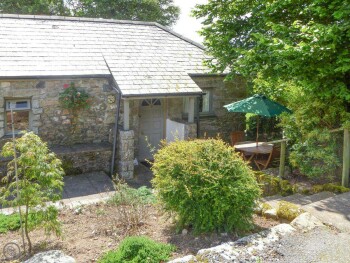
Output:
top-left (63, 172), bottom-right (114, 199)
top-left (303, 191), bottom-right (350, 232)
top-left (126, 163), bottom-right (154, 188)
top-left (1, 168), bottom-right (153, 215)
top-left (262, 192), bottom-right (336, 210)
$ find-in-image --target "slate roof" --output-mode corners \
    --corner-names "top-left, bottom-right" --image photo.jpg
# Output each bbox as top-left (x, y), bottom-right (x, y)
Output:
top-left (0, 14), bottom-right (211, 97)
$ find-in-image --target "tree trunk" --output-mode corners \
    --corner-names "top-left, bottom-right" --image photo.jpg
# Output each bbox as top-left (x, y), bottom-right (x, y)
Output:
top-left (24, 203), bottom-right (32, 254)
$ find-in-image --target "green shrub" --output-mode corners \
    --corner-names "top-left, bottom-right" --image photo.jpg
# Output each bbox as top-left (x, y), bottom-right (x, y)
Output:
top-left (98, 236), bottom-right (175, 263)
top-left (254, 172), bottom-right (296, 197)
top-left (109, 181), bottom-right (156, 205)
top-left (0, 213), bottom-right (21, 233)
top-left (152, 139), bottom-right (260, 233)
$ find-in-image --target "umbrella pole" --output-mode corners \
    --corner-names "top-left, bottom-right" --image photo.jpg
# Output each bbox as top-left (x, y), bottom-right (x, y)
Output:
top-left (256, 115), bottom-right (259, 147)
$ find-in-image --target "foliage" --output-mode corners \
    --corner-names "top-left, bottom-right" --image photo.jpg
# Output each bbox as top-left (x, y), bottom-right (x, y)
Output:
top-left (312, 183), bottom-right (350, 194)
top-left (0, 213), bottom-right (23, 233)
top-left (0, 132), bottom-right (64, 253)
top-left (67, 0), bottom-right (180, 27)
top-left (152, 139), bottom-right (260, 233)
top-left (0, 0), bottom-right (180, 27)
top-left (59, 82), bottom-right (91, 111)
top-left (245, 113), bottom-right (282, 142)
top-left (98, 236), bottom-right (175, 263)
top-left (277, 201), bottom-right (303, 221)
top-left (0, 210), bottom-right (59, 234)
top-left (0, 0), bottom-right (69, 15)
top-left (109, 180), bottom-right (156, 205)
top-left (254, 172), bottom-right (296, 197)
top-left (109, 180), bottom-right (155, 234)
top-left (194, 0), bottom-right (350, 178)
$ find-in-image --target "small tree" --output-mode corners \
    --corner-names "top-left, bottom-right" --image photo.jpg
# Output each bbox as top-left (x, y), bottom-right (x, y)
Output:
top-left (0, 132), bottom-right (64, 253)
top-left (152, 139), bottom-right (260, 233)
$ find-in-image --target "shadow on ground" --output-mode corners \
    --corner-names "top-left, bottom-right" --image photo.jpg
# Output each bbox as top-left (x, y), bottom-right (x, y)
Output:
top-left (63, 163), bottom-right (154, 199)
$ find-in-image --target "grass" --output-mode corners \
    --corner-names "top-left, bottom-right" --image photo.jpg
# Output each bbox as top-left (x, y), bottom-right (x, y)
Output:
top-left (0, 213), bottom-right (22, 233)
top-left (0, 212), bottom-right (42, 234)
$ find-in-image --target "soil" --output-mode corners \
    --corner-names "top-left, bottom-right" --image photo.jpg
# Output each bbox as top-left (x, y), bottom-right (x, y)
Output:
top-left (0, 203), bottom-right (279, 262)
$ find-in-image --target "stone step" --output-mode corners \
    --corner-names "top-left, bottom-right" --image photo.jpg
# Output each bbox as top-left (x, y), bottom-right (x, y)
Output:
top-left (261, 192), bottom-right (336, 209)
top-left (261, 194), bottom-right (283, 203)
top-left (302, 191), bottom-right (350, 232)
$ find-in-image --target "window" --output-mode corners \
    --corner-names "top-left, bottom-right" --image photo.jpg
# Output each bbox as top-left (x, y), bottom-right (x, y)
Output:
top-left (183, 89), bottom-right (213, 115)
top-left (5, 99), bottom-right (31, 133)
top-left (141, 98), bottom-right (161, 106)
top-left (199, 90), bottom-right (212, 113)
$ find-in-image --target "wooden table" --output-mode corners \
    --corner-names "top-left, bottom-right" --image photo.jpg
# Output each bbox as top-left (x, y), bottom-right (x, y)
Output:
top-left (234, 142), bottom-right (273, 162)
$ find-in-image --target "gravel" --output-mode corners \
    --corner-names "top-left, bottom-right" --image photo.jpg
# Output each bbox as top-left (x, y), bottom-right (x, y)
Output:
top-left (268, 226), bottom-right (350, 263)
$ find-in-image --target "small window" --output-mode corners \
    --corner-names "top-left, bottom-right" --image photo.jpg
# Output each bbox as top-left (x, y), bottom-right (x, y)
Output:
top-left (199, 90), bottom-right (211, 113)
top-left (183, 89), bottom-right (213, 115)
top-left (141, 99), bottom-right (161, 106)
top-left (5, 99), bottom-right (31, 133)
top-left (6, 100), bottom-right (31, 111)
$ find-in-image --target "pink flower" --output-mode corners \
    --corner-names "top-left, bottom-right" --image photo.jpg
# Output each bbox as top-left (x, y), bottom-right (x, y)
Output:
top-left (63, 84), bottom-right (69, 89)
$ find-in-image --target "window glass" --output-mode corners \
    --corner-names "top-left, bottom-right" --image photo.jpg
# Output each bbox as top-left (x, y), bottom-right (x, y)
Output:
top-left (5, 99), bottom-right (31, 133)
top-left (200, 91), bottom-right (211, 113)
top-left (182, 90), bottom-right (212, 114)
top-left (6, 100), bottom-right (30, 110)
top-left (6, 111), bottom-right (29, 131)
top-left (141, 99), bottom-right (161, 106)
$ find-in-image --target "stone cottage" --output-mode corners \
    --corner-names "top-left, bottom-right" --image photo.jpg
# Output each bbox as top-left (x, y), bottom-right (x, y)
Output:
top-left (0, 14), bottom-right (246, 178)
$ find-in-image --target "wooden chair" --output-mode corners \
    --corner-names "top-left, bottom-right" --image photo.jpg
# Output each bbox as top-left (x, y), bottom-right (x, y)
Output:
top-left (230, 131), bottom-right (245, 146)
top-left (254, 144), bottom-right (279, 171)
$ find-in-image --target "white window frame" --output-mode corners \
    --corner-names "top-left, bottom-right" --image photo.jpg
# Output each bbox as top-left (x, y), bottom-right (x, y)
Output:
top-left (5, 99), bottom-right (32, 134)
top-left (6, 99), bottom-right (31, 111)
top-left (183, 89), bottom-right (214, 116)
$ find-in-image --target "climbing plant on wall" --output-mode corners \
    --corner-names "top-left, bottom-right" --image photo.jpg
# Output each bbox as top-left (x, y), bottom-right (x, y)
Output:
top-left (59, 82), bottom-right (91, 111)
top-left (59, 82), bottom-right (91, 133)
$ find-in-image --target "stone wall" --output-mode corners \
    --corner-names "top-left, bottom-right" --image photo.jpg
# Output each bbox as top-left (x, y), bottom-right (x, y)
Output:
top-left (117, 129), bottom-right (134, 179)
top-left (53, 143), bottom-right (112, 175)
top-left (191, 75), bottom-right (247, 142)
top-left (0, 143), bottom-right (112, 178)
top-left (0, 78), bottom-right (118, 145)
top-left (185, 123), bottom-right (197, 139)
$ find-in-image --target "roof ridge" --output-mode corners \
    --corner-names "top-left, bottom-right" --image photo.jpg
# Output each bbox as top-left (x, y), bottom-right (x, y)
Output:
top-left (0, 13), bottom-right (205, 50)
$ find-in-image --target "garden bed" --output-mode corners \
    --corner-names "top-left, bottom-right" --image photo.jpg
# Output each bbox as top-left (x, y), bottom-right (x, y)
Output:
top-left (0, 203), bottom-right (278, 262)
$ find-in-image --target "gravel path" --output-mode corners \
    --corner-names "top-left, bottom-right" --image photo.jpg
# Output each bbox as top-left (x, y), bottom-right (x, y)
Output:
top-left (262, 226), bottom-right (350, 263)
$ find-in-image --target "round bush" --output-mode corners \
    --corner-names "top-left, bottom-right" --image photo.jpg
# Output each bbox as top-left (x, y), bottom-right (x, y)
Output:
top-left (152, 139), bottom-right (261, 233)
top-left (98, 236), bottom-right (175, 263)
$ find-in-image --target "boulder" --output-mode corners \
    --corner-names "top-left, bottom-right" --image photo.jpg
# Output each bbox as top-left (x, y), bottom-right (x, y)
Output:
top-left (168, 255), bottom-right (197, 263)
top-left (291, 212), bottom-right (325, 231)
top-left (263, 208), bottom-right (278, 219)
top-left (23, 250), bottom-right (76, 263)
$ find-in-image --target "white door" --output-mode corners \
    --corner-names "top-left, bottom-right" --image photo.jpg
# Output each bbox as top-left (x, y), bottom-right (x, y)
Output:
top-left (139, 98), bottom-right (164, 161)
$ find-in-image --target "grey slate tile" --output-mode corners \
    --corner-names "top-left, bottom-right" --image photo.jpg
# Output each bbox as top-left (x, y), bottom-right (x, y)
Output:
top-left (0, 15), bottom-right (209, 96)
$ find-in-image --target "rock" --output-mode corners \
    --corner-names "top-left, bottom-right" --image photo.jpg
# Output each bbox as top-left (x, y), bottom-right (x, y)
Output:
top-left (196, 224), bottom-right (295, 263)
top-left (24, 250), bottom-right (76, 263)
top-left (263, 208), bottom-right (278, 219)
top-left (291, 212), bottom-right (325, 231)
top-left (168, 255), bottom-right (197, 263)
top-left (272, 223), bottom-right (296, 235)
top-left (181, 229), bottom-right (188, 235)
top-left (198, 242), bottom-right (237, 262)
top-left (254, 202), bottom-right (263, 214)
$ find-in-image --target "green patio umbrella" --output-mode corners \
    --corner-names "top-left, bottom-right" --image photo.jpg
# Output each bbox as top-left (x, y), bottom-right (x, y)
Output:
top-left (224, 94), bottom-right (291, 145)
